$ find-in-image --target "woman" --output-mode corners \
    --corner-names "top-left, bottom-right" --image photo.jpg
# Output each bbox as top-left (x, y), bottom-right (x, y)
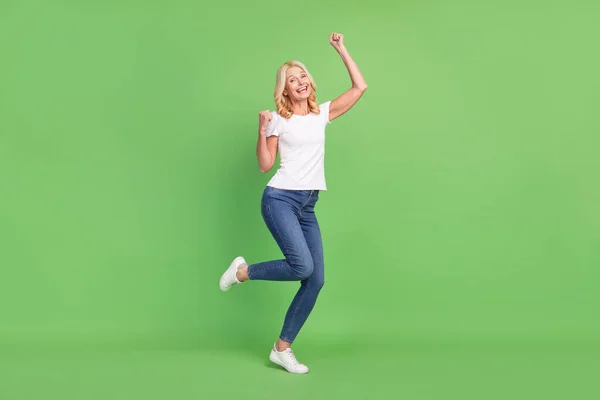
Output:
top-left (219, 32), bottom-right (368, 374)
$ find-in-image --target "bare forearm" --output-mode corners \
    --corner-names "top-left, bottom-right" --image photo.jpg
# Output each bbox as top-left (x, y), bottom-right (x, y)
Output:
top-left (336, 45), bottom-right (368, 91)
top-left (256, 133), bottom-right (273, 172)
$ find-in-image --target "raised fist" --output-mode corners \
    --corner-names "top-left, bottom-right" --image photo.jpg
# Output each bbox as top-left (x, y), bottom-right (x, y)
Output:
top-left (259, 110), bottom-right (273, 134)
top-left (329, 32), bottom-right (345, 50)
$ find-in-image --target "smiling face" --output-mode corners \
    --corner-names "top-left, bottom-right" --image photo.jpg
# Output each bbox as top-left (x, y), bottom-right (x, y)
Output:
top-left (283, 66), bottom-right (312, 102)
top-left (274, 60), bottom-right (319, 119)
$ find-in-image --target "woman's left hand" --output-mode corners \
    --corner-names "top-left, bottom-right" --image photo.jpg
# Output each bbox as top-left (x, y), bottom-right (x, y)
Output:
top-left (329, 32), bottom-right (345, 51)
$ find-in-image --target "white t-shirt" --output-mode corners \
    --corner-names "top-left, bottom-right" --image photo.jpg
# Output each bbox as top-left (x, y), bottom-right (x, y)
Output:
top-left (265, 101), bottom-right (332, 191)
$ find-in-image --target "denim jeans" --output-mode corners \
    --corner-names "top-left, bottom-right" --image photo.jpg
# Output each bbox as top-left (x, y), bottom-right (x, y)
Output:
top-left (247, 186), bottom-right (324, 344)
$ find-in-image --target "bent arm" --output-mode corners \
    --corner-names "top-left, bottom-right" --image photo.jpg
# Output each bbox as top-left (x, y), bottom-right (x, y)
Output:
top-left (329, 44), bottom-right (368, 122)
top-left (256, 133), bottom-right (278, 173)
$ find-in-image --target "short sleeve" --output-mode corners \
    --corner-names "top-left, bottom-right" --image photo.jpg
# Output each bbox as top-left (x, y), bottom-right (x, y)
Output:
top-left (320, 101), bottom-right (332, 124)
top-left (265, 112), bottom-right (282, 137)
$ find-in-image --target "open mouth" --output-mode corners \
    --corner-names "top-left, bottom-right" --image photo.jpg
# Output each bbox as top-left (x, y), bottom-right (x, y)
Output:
top-left (296, 86), bottom-right (308, 94)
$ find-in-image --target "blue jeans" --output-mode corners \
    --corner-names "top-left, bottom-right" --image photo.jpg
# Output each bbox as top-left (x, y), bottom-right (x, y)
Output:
top-left (247, 186), bottom-right (325, 344)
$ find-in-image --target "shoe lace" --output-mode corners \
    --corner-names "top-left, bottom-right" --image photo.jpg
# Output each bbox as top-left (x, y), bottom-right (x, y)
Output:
top-left (285, 349), bottom-right (300, 365)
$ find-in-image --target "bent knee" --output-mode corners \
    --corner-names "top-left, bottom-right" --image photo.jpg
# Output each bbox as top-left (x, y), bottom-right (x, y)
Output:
top-left (292, 260), bottom-right (314, 280)
top-left (296, 265), bottom-right (314, 280)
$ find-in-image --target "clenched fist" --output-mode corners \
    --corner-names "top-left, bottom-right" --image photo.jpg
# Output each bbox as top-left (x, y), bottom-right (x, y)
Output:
top-left (258, 110), bottom-right (273, 135)
top-left (329, 32), bottom-right (345, 51)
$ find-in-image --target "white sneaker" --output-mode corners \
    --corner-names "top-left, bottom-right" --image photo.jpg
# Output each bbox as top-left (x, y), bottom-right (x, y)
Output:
top-left (269, 344), bottom-right (309, 374)
top-left (219, 256), bottom-right (246, 291)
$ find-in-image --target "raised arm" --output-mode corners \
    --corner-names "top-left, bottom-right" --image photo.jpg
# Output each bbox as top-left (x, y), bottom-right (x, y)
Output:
top-left (328, 33), bottom-right (368, 122)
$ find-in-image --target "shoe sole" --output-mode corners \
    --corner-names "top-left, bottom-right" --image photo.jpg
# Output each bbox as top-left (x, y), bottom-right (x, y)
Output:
top-left (269, 351), bottom-right (309, 374)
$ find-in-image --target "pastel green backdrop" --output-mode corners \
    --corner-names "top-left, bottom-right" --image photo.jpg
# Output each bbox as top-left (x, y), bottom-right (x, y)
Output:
top-left (1, 0), bottom-right (598, 398)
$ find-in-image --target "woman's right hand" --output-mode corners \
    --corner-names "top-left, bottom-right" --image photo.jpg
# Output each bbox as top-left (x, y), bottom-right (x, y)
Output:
top-left (258, 110), bottom-right (273, 135)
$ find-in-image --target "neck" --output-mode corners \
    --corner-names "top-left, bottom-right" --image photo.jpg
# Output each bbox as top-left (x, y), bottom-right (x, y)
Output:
top-left (290, 99), bottom-right (309, 116)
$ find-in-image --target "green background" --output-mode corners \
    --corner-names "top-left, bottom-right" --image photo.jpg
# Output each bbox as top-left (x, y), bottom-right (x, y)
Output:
top-left (1, 0), bottom-right (598, 398)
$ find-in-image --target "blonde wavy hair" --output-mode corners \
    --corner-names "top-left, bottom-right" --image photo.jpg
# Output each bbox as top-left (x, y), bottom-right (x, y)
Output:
top-left (274, 60), bottom-right (320, 119)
